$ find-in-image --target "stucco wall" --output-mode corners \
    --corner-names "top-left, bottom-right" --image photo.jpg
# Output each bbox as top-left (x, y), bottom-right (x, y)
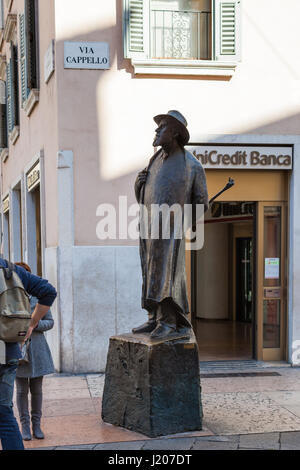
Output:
top-left (1, 0), bottom-right (59, 248)
top-left (52, 0), bottom-right (300, 247)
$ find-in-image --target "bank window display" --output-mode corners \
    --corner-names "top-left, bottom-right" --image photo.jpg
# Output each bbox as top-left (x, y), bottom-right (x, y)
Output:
top-left (123, 0), bottom-right (241, 64)
top-left (263, 207), bottom-right (281, 349)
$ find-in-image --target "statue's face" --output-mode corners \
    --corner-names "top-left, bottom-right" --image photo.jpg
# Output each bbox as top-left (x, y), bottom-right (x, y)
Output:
top-left (153, 119), bottom-right (175, 147)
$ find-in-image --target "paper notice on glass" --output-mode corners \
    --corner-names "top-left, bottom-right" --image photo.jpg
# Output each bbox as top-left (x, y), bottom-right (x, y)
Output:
top-left (265, 258), bottom-right (280, 279)
top-left (0, 340), bottom-right (5, 364)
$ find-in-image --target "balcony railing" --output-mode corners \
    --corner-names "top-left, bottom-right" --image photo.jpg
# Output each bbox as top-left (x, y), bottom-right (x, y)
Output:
top-left (150, 9), bottom-right (211, 60)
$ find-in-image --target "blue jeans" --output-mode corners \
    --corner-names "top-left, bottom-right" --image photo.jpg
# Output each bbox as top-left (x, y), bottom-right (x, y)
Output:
top-left (0, 360), bottom-right (24, 450)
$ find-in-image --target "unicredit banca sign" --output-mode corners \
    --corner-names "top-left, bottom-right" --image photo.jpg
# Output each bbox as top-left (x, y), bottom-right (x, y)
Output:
top-left (187, 145), bottom-right (293, 170)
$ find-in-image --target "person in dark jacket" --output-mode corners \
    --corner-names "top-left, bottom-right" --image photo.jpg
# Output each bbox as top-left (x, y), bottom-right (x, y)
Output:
top-left (0, 258), bottom-right (57, 451)
top-left (15, 262), bottom-right (55, 441)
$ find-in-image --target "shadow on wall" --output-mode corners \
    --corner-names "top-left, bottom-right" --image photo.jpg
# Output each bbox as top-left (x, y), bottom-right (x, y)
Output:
top-left (55, 0), bottom-right (300, 249)
top-left (56, 9), bottom-right (139, 247)
top-left (247, 111), bottom-right (300, 135)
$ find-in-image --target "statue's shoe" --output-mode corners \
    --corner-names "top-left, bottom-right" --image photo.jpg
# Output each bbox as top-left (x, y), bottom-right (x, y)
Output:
top-left (150, 323), bottom-right (192, 341)
top-left (132, 321), bottom-right (157, 334)
top-left (150, 322), bottom-right (177, 340)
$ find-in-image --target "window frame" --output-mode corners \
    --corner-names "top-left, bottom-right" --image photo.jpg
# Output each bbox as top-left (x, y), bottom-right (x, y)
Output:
top-left (0, 79), bottom-right (8, 150)
top-left (6, 41), bottom-right (20, 144)
top-left (150, 2), bottom-right (212, 61)
top-left (123, 0), bottom-right (241, 77)
top-left (19, 0), bottom-right (39, 116)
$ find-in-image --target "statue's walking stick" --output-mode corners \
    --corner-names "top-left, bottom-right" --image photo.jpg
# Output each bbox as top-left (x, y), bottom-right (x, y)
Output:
top-left (209, 177), bottom-right (235, 205)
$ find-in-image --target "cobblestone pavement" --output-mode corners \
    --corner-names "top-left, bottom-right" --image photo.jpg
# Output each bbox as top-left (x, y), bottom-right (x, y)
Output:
top-left (29, 431), bottom-right (300, 450)
top-left (10, 362), bottom-right (300, 451)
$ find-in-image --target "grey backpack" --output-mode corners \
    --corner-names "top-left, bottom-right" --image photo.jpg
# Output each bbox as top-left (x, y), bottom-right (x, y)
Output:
top-left (0, 261), bottom-right (32, 342)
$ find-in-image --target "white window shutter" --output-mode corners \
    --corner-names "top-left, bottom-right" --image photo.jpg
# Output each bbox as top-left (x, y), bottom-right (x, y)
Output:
top-left (123, 0), bottom-right (150, 59)
top-left (213, 0), bottom-right (241, 62)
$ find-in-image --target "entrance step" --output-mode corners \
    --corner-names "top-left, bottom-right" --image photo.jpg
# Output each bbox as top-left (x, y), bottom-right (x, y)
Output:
top-left (199, 360), bottom-right (290, 373)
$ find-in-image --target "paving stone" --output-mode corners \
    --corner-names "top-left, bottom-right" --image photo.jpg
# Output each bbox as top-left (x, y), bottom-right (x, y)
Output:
top-left (28, 447), bottom-right (56, 451)
top-left (239, 432), bottom-right (280, 449)
top-left (55, 444), bottom-right (96, 450)
top-left (23, 414), bottom-right (146, 450)
top-left (94, 441), bottom-right (146, 450)
top-left (161, 427), bottom-right (214, 439)
top-left (202, 392), bottom-right (300, 434)
top-left (195, 435), bottom-right (239, 443)
top-left (43, 398), bottom-right (95, 417)
top-left (280, 431), bottom-right (300, 450)
top-left (201, 370), bottom-right (300, 394)
top-left (141, 438), bottom-right (194, 450)
top-left (43, 376), bottom-right (88, 390)
top-left (86, 374), bottom-right (105, 398)
top-left (265, 391), bottom-right (300, 418)
top-left (192, 440), bottom-right (238, 450)
top-left (40, 387), bottom-right (91, 400)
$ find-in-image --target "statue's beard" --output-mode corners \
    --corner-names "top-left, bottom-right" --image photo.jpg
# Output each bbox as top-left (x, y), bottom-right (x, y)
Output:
top-left (153, 135), bottom-right (159, 146)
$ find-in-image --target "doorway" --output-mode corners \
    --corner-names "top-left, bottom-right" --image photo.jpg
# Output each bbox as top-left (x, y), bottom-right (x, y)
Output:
top-left (191, 200), bottom-right (288, 362)
top-left (185, 167), bottom-right (289, 363)
top-left (193, 202), bottom-right (255, 361)
top-left (26, 183), bottom-right (42, 276)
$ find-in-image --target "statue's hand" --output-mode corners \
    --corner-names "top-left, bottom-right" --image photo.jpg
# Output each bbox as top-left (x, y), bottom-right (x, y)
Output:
top-left (135, 169), bottom-right (148, 193)
top-left (137, 169), bottom-right (148, 186)
top-left (135, 169), bottom-right (148, 202)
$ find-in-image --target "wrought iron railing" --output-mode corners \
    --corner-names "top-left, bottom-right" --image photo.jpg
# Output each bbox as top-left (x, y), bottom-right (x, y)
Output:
top-left (150, 9), bottom-right (211, 60)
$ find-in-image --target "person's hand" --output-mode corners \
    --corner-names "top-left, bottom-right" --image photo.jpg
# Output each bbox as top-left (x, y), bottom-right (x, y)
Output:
top-left (21, 325), bottom-right (34, 346)
top-left (21, 304), bottom-right (49, 346)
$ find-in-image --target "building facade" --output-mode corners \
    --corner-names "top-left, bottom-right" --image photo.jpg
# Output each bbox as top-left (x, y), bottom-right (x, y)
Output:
top-left (0, 0), bottom-right (300, 372)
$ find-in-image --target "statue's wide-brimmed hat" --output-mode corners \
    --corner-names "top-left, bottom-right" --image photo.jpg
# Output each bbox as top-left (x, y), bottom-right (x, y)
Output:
top-left (153, 110), bottom-right (190, 145)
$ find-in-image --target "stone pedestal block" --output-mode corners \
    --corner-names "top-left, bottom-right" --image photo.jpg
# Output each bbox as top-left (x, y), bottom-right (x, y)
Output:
top-left (101, 333), bottom-right (202, 437)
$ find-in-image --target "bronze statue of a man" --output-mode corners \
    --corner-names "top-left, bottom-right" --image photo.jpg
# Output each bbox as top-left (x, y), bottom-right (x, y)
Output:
top-left (133, 111), bottom-right (209, 340)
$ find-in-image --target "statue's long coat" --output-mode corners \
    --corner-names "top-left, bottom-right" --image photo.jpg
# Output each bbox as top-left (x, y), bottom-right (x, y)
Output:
top-left (136, 148), bottom-right (208, 317)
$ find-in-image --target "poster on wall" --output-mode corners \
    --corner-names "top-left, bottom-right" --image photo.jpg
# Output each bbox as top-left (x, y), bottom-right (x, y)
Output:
top-left (265, 258), bottom-right (280, 279)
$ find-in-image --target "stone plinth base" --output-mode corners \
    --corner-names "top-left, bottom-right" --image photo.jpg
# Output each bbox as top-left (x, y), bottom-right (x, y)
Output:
top-left (101, 333), bottom-right (202, 437)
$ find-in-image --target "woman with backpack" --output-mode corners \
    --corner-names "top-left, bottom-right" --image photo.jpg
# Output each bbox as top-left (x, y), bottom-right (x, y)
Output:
top-left (15, 262), bottom-right (55, 441)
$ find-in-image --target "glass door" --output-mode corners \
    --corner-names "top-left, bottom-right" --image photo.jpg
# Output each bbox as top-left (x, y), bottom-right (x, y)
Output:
top-left (236, 237), bottom-right (253, 323)
top-left (256, 202), bottom-right (287, 361)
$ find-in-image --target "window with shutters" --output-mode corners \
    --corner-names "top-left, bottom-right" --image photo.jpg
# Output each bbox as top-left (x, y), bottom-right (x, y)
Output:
top-left (150, 0), bottom-right (212, 60)
top-left (19, 0), bottom-right (39, 116)
top-left (0, 1), bottom-right (4, 30)
top-left (0, 80), bottom-right (8, 150)
top-left (6, 42), bottom-right (20, 144)
top-left (123, 0), bottom-right (241, 76)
